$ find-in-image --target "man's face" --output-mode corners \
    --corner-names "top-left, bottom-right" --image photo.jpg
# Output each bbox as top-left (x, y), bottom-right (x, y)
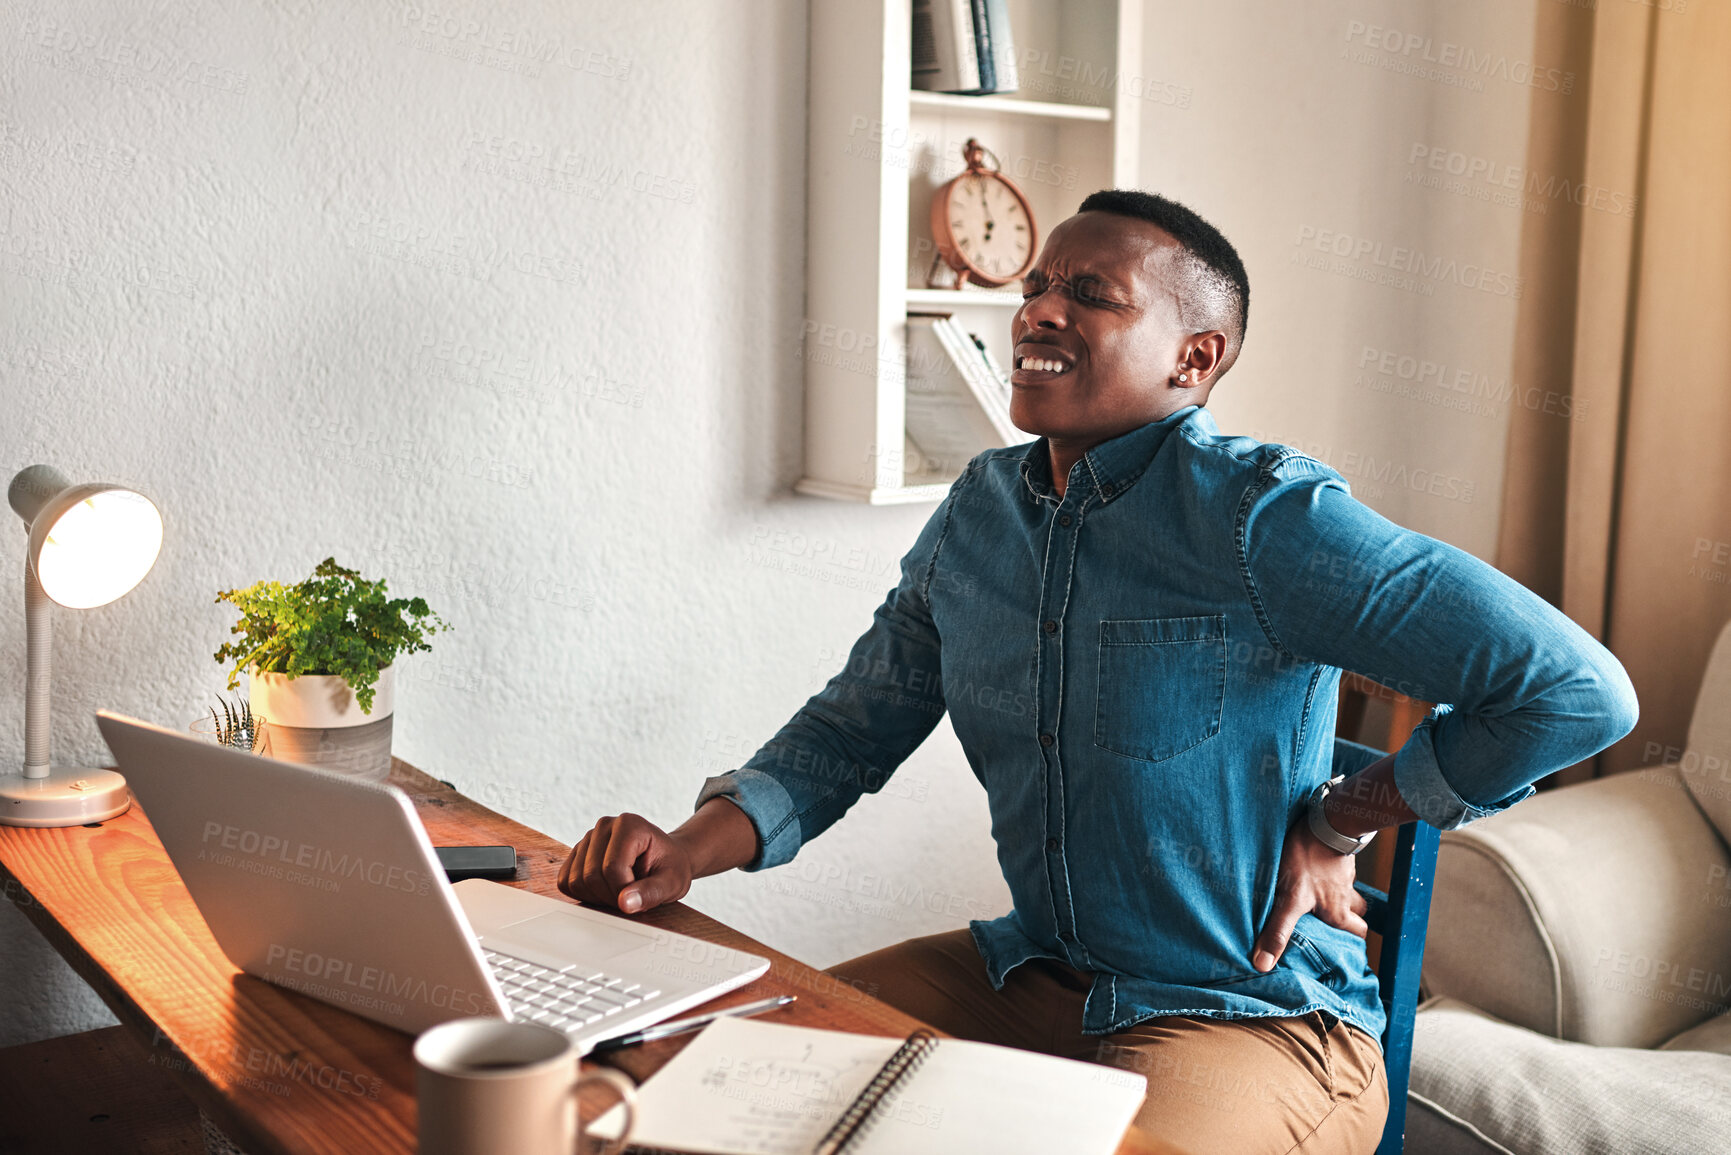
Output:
top-left (1008, 211), bottom-right (1210, 444)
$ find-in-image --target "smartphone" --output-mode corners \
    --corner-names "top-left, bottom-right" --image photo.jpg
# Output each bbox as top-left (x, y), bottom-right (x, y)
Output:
top-left (435, 845), bottom-right (518, 882)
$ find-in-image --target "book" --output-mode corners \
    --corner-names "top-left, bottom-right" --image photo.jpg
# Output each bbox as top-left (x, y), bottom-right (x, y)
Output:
top-left (928, 317), bottom-right (1022, 442)
top-left (960, 325), bottom-right (1020, 431)
top-left (911, 0), bottom-right (980, 94)
top-left (903, 315), bottom-right (1016, 477)
top-left (982, 0), bottom-right (1018, 93)
top-left (967, 0), bottom-right (994, 93)
top-left (591, 1015), bottom-right (1147, 1155)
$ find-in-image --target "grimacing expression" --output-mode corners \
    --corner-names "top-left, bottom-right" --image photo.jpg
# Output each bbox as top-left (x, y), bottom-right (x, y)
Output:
top-left (1008, 212), bottom-right (1211, 444)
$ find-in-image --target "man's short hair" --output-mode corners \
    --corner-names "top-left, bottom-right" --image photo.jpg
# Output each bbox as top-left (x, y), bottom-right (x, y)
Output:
top-left (1076, 189), bottom-right (1249, 371)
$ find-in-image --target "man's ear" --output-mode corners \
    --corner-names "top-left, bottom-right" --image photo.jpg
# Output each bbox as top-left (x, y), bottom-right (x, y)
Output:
top-left (1181, 331), bottom-right (1229, 387)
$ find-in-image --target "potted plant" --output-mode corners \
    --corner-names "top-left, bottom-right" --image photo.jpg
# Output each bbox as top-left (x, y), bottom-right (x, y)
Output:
top-left (213, 558), bottom-right (447, 781)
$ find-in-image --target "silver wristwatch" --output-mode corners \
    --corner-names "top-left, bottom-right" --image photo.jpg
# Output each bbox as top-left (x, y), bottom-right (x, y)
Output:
top-left (1305, 775), bottom-right (1376, 855)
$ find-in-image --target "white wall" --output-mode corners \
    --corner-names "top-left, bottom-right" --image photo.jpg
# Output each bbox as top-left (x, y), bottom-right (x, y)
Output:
top-left (0, 0), bottom-right (1013, 1046)
top-left (1137, 0), bottom-right (1544, 559)
top-left (2, 0), bottom-right (1548, 1045)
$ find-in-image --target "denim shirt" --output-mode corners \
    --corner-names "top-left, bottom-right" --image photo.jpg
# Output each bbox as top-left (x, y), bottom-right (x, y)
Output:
top-left (698, 405), bottom-right (1638, 1041)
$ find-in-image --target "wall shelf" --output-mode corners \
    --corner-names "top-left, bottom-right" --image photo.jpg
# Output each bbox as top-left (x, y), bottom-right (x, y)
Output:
top-left (800, 0), bottom-right (1142, 503)
top-left (908, 90), bottom-right (1113, 122)
top-left (792, 476), bottom-right (954, 505)
top-left (905, 287), bottom-right (1024, 309)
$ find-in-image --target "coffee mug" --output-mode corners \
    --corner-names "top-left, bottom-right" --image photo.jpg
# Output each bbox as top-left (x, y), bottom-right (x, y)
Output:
top-left (415, 1017), bottom-right (638, 1155)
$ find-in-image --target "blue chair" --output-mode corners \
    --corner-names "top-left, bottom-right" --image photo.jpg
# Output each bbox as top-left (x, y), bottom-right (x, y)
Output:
top-left (1332, 738), bottom-right (1441, 1155)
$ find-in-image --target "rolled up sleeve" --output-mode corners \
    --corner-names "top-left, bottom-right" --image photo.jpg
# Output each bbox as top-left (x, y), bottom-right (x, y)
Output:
top-left (694, 767), bottom-right (803, 871)
top-left (693, 471), bottom-right (961, 869)
top-left (1243, 457), bottom-right (1639, 829)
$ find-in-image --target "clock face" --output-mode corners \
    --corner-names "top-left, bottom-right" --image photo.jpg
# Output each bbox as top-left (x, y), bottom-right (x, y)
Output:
top-left (946, 173), bottom-right (1033, 283)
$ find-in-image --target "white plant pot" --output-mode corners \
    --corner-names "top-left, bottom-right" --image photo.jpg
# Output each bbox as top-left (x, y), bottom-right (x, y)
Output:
top-left (247, 664), bottom-right (395, 781)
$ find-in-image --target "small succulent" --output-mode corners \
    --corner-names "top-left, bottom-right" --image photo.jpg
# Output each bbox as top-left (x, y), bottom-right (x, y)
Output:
top-left (208, 696), bottom-right (265, 751)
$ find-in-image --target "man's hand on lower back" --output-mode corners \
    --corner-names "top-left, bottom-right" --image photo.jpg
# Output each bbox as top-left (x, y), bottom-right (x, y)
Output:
top-left (1251, 819), bottom-right (1370, 973)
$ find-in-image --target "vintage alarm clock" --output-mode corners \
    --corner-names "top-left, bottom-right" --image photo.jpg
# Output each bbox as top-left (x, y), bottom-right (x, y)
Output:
top-left (928, 137), bottom-right (1038, 289)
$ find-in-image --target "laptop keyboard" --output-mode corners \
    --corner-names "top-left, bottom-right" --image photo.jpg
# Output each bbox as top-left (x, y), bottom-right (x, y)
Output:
top-left (485, 949), bottom-right (662, 1034)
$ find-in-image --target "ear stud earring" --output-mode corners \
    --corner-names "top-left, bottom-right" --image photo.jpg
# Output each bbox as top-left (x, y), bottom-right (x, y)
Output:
top-left (1177, 372), bottom-right (1189, 383)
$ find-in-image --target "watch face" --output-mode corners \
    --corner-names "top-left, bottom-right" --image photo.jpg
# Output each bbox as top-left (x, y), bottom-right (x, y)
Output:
top-left (947, 173), bottom-right (1032, 282)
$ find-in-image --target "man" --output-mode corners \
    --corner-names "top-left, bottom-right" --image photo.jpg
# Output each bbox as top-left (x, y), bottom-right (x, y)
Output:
top-left (559, 190), bottom-right (1638, 1152)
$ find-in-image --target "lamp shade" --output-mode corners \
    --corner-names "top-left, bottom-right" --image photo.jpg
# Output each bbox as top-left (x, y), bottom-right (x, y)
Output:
top-left (9, 467), bottom-right (162, 609)
top-left (30, 487), bottom-right (163, 609)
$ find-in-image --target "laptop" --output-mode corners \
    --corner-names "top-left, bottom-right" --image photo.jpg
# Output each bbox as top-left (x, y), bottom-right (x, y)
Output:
top-left (94, 711), bottom-right (769, 1050)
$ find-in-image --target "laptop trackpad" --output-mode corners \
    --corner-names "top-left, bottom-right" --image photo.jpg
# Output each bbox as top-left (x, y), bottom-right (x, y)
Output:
top-left (491, 911), bottom-right (657, 969)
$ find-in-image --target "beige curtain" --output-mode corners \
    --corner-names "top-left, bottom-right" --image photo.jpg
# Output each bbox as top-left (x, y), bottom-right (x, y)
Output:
top-left (1499, 2), bottom-right (1731, 784)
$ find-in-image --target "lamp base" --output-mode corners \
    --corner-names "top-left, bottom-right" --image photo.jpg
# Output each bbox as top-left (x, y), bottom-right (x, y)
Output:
top-left (0, 767), bottom-right (131, 827)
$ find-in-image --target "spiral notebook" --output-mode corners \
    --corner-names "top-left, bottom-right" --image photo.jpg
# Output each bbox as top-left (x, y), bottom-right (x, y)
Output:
top-left (591, 1015), bottom-right (1147, 1155)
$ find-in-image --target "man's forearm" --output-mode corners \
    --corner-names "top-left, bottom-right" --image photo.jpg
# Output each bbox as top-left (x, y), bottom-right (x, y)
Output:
top-left (1249, 473), bottom-right (1638, 830)
top-left (670, 796), bottom-right (761, 878)
top-left (1321, 753), bottom-right (1418, 838)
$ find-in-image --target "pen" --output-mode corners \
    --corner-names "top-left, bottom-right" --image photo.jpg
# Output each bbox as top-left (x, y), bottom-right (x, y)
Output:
top-left (590, 994), bottom-right (796, 1052)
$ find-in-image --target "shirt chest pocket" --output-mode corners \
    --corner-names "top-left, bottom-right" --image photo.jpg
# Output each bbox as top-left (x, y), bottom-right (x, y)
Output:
top-left (1093, 615), bottom-right (1227, 763)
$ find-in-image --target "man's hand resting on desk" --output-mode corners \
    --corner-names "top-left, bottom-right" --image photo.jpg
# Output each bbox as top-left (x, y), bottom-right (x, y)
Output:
top-left (557, 797), bottom-right (759, 914)
top-left (558, 813), bottom-right (695, 913)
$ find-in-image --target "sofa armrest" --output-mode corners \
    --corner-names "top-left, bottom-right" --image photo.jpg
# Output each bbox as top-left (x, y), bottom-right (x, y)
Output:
top-left (1423, 765), bottom-right (1731, 1048)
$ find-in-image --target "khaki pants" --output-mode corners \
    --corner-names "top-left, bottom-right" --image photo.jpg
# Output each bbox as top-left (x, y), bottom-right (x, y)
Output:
top-left (825, 930), bottom-right (1388, 1155)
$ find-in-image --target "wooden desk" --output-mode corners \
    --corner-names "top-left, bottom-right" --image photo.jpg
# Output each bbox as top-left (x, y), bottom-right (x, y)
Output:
top-left (0, 758), bottom-right (1180, 1155)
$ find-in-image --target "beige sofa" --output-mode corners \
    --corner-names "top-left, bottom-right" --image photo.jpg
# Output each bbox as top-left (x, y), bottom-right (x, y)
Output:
top-left (1408, 620), bottom-right (1731, 1154)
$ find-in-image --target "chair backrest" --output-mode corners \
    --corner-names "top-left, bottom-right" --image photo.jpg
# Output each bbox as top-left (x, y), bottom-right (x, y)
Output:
top-left (1335, 736), bottom-right (1440, 1155)
top-left (1356, 822), bottom-right (1441, 1155)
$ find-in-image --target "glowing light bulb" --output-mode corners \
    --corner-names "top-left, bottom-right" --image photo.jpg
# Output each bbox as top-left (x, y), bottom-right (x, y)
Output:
top-left (34, 489), bottom-right (163, 609)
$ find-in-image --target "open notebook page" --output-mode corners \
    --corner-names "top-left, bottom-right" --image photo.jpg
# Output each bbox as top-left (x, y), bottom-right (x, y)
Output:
top-left (590, 1015), bottom-right (1146, 1155)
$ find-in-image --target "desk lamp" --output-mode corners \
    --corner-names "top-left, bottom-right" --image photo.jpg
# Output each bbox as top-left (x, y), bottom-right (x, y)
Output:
top-left (6, 465), bottom-right (162, 827)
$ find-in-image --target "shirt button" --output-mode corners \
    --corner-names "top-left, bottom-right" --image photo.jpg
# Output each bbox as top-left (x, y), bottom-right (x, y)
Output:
top-left (1101, 482), bottom-right (1115, 496)
top-left (1038, 732), bottom-right (1055, 748)
top-left (1059, 514), bottom-right (1072, 526)
top-left (1045, 837), bottom-right (1059, 852)
top-left (1042, 619), bottom-right (1058, 634)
